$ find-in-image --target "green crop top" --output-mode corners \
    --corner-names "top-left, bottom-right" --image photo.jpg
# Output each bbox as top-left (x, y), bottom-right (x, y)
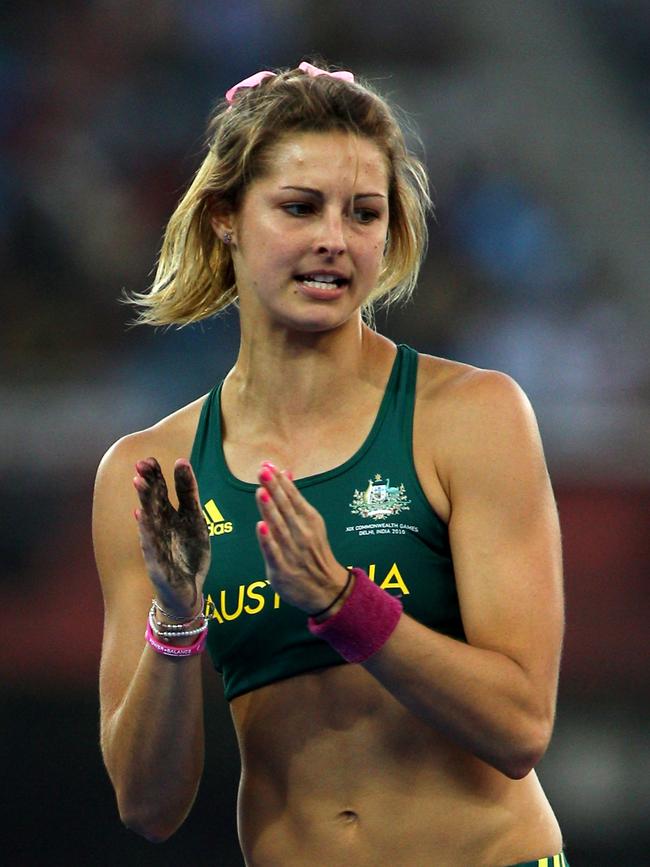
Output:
top-left (190, 344), bottom-right (465, 701)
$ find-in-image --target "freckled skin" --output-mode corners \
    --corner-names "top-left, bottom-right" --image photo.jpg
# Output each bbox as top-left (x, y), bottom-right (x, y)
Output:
top-left (213, 131), bottom-right (391, 336)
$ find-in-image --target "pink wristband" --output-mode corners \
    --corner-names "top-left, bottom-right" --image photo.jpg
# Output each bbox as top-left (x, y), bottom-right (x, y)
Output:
top-left (145, 620), bottom-right (207, 657)
top-left (307, 568), bottom-right (403, 663)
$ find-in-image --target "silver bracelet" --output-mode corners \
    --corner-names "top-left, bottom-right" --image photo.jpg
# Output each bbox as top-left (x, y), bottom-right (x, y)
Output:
top-left (148, 609), bottom-right (208, 640)
top-left (149, 605), bottom-right (206, 631)
top-left (151, 595), bottom-right (205, 624)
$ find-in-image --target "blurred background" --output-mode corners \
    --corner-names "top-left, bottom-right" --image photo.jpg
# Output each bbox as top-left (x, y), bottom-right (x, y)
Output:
top-left (1, 0), bottom-right (648, 864)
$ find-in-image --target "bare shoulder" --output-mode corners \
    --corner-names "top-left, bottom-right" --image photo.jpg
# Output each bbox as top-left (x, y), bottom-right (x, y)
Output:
top-left (413, 354), bottom-right (547, 506)
top-left (93, 395), bottom-right (208, 599)
top-left (415, 354), bottom-right (538, 442)
top-left (95, 394), bottom-right (208, 498)
top-left (416, 352), bottom-right (529, 410)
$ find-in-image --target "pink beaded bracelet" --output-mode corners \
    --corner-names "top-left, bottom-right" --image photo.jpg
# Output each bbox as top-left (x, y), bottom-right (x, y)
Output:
top-left (307, 567), bottom-right (403, 663)
top-left (145, 619), bottom-right (208, 657)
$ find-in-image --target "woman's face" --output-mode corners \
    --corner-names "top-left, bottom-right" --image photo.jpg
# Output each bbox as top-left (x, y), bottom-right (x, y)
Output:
top-left (218, 131), bottom-right (390, 333)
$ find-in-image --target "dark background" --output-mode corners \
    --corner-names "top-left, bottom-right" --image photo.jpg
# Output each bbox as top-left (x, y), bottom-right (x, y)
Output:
top-left (1, 1), bottom-right (649, 865)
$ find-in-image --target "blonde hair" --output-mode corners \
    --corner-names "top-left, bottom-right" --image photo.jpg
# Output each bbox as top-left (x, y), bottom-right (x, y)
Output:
top-left (129, 63), bottom-right (431, 326)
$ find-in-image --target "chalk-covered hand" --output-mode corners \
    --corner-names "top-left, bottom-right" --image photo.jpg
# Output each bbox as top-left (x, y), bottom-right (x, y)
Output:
top-left (133, 457), bottom-right (210, 618)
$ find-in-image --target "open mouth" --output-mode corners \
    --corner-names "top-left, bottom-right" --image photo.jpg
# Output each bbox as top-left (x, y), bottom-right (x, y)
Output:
top-left (294, 273), bottom-right (349, 290)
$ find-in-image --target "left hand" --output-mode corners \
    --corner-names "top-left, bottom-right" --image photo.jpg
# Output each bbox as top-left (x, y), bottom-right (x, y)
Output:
top-left (254, 463), bottom-right (349, 614)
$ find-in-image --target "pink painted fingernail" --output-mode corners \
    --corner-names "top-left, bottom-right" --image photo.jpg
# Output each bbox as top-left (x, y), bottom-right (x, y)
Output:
top-left (262, 461), bottom-right (277, 471)
top-left (285, 469), bottom-right (293, 481)
top-left (260, 468), bottom-right (272, 483)
top-left (260, 490), bottom-right (270, 503)
top-left (259, 521), bottom-right (269, 536)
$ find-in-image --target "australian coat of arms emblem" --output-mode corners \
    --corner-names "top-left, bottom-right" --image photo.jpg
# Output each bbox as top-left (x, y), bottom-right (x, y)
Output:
top-left (350, 474), bottom-right (411, 520)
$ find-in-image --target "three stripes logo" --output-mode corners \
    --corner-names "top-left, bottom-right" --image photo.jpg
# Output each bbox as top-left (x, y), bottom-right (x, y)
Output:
top-left (202, 499), bottom-right (233, 537)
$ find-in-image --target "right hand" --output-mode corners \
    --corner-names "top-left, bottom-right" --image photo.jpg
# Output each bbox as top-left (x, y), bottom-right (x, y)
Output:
top-left (133, 457), bottom-right (210, 619)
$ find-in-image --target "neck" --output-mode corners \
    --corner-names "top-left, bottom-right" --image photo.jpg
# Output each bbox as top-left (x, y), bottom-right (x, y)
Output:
top-left (224, 318), bottom-right (390, 429)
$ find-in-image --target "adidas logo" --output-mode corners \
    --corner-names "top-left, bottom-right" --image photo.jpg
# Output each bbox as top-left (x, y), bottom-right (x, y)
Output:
top-left (202, 499), bottom-right (233, 537)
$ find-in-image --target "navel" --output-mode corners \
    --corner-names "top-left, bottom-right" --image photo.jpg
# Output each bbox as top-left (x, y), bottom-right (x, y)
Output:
top-left (336, 809), bottom-right (359, 824)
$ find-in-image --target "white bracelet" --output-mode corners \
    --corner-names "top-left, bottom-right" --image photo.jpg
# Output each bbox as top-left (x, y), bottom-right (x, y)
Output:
top-left (148, 609), bottom-right (208, 640)
top-left (149, 609), bottom-right (206, 631)
top-left (149, 599), bottom-right (206, 630)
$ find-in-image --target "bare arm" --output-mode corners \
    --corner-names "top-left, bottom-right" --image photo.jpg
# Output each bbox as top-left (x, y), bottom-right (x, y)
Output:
top-left (94, 437), bottom-right (210, 841)
top-left (362, 370), bottom-right (564, 778)
top-left (254, 371), bottom-right (564, 779)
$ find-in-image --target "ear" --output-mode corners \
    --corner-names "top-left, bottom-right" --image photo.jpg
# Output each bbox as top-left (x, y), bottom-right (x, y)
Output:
top-left (208, 197), bottom-right (236, 244)
top-left (210, 212), bottom-right (234, 244)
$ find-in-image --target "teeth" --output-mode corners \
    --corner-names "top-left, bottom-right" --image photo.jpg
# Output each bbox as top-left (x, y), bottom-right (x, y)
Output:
top-left (309, 274), bottom-right (337, 283)
top-left (299, 277), bottom-right (341, 290)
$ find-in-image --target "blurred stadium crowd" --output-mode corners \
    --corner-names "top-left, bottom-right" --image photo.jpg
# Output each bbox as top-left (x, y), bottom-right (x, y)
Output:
top-left (2, 0), bottom-right (649, 477)
top-left (1, 1), bottom-right (649, 865)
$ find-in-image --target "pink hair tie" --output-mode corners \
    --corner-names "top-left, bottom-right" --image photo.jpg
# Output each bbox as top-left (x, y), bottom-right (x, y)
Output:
top-left (224, 62), bottom-right (355, 104)
top-left (297, 61), bottom-right (355, 83)
top-left (308, 568), bottom-right (402, 664)
top-left (225, 70), bottom-right (274, 104)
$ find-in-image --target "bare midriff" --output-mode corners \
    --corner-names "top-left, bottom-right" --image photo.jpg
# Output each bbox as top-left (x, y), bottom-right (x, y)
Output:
top-left (230, 664), bottom-right (562, 867)
top-left (155, 343), bottom-right (562, 865)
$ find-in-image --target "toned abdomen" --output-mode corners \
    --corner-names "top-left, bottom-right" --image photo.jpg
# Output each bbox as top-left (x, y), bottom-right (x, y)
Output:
top-left (230, 665), bottom-right (562, 867)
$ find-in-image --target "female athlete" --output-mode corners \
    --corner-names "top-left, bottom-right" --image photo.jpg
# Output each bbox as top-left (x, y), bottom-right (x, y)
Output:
top-left (94, 61), bottom-right (568, 867)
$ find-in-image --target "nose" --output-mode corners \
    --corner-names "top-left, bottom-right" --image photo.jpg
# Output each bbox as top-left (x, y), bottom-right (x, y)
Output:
top-left (314, 210), bottom-right (346, 257)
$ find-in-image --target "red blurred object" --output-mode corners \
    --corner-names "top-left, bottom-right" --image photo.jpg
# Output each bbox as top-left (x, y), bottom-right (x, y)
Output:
top-left (559, 485), bottom-right (650, 693)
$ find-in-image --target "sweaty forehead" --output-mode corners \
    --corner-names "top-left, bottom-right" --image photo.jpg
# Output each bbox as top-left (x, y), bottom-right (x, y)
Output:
top-left (262, 131), bottom-right (389, 193)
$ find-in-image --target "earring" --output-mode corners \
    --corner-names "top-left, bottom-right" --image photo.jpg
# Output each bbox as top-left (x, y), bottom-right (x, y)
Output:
top-left (223, 231), bottom-right (232, 244)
